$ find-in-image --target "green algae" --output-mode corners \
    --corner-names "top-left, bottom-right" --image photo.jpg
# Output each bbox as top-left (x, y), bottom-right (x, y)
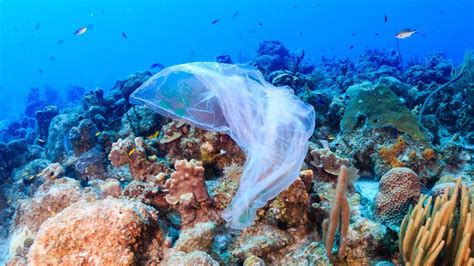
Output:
top-left (341, 84), bottom-right (429, 147)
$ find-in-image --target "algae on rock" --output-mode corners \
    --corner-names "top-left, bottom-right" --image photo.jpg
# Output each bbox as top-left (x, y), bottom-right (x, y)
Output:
top-left (341, 84), bottom-right (428, 147)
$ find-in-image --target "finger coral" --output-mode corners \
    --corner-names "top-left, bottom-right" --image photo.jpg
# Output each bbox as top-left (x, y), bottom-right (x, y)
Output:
top-left (399, 178), bottom-right (473, 266)
top-left (165, 159), bottom-right (219, 227)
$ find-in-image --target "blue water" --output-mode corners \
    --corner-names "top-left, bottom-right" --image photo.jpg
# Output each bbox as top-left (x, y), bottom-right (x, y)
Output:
top-left (0, 0), bottom-right (473, 120)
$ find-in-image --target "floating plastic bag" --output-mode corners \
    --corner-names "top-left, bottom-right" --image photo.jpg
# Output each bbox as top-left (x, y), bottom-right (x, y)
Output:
top-left (130, 62), bottom-right (315, 229)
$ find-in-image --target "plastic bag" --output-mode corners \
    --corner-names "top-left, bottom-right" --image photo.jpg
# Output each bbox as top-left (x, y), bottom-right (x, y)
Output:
top-left (130, 62), bottom-right (315, 229)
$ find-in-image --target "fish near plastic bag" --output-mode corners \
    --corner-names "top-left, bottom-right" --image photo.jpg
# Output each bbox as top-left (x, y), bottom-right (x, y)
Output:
top-left (130, 62), bottom-right (315, 229)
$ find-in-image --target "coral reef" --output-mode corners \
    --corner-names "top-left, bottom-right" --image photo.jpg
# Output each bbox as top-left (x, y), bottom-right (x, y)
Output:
top-left (1, 40), bottom-right (473, 265)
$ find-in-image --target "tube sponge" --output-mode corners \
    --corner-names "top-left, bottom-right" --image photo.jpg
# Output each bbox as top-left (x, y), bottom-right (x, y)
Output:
top-left (130, 62), bottom-right (315, 229)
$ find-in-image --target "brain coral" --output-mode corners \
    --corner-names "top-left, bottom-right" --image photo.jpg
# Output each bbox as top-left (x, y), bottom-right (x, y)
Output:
top-left (374, 167), bottom-right (421, 226)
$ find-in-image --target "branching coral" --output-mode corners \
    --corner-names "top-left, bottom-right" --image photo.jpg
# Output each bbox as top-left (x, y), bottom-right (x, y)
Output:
top-left (399, 178), bottom-right (474, 266)
top-left (322, 165), bottom-right (350, 261)
top-left (165, 159), bottom-right (219, 227)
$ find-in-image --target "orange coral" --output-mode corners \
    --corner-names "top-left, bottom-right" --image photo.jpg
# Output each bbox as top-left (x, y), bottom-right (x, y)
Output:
top-left (379, 137), bottom-right (407, 167)
top-left (422, 148), bottom-right (436, 160)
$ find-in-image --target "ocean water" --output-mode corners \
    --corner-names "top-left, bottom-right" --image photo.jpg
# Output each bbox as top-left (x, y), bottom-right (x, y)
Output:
top-left (1, 0), bottom-right (473, 120)
top-left (1, 0), bottom-right (474, 264)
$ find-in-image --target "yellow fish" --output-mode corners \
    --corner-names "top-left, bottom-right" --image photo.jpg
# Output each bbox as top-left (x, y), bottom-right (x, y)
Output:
top-left (128, 148), bottom-right (136, 156)
top-left (95, 131), bottom-right (101, 136)
top-left (147, 131), bottom-right (160, 140)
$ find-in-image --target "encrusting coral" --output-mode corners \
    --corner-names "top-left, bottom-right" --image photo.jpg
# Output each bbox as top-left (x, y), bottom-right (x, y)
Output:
top-left (399, 178), bottom-right (474, 266)
top-left (322, 165), bottom-right (350, 261)
top-left (378, 136), bottom-right (408, 168)
top-left (27, 198), bottom-right (164, 265)
top-left (308, 146), bottom-right (350, 176)
top-left (108, 137), bottom-right (169, 182)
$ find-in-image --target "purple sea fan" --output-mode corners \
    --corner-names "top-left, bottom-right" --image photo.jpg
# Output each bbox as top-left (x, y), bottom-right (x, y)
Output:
top-left (129, 62), bottom-right (315, 229)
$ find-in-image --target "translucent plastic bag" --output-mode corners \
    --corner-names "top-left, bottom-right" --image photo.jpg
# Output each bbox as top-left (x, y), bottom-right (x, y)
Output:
top-left (130, 62), bottom-right (315, 229)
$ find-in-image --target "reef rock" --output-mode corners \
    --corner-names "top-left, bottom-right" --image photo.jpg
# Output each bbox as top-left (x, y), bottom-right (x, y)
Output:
top-left (34, 105), bottom-right (59, 143)
top-left (109, 137), bottom-right (169, 182)
top-left (230, 223), bottom-right (293, 263)
top-left (174, 221), bottom-right (217, 253)
top-left (8, 177), bottom-right (89, 262)
top-left (27, 198), bottom-right (163, 265)
top-left (46, 113), bottom-right (79, 162)
top-left (161, 251), bottom-right (219, 266)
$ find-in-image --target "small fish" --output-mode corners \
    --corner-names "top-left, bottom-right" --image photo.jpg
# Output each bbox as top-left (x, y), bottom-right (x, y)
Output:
top-left (35, 23), bottom-right (40, 30)
top-left (292, 4), bottom-right (297, 8)
top-left (74, 24), bottom-right (92, 36)
top-left (37, 138), bottom-right (45, 143)
top-left (319, 194), bottom-right (329, 201)
top-left (57, 40), bottom-right (64, 44)
top-left (49, 56), bottom-right (55, 61)
top-left (95, 131), bottom-right (102, 136)
top-left (232, 11), bottom-right (239, 20)
top-left (39, 68), bottom-right (44, 74)
top-left (237, 36), bottom-right (244, 40)
top-left (349, 45), bottom-right (355, 49)
top-left (328, 134), bottom-right (335, 140)
top-left (299, 31), bottom-right (303, 35)
top-left (395, 28), bottom-right (417, 39)
top-left (375, 33), bottom-right (380, 36)
top-left (211, 19), bottom-right (219, 24)
top-left (13, 27), bottom-right (19, 31)
top-left (150, 62), bottom-right (165, 69)
top-left (352, 32), bottom-right (356, 36)
top-left (147, 131), bottom-right (160, 140)
top-left (128, 148), bottom-right (136, 156)
top-left (258, 22), bottom-right (263, 26)
top-left (121, 32), bottom-right (127, 39)
top-left (384, 13), bottom-right (388, 23)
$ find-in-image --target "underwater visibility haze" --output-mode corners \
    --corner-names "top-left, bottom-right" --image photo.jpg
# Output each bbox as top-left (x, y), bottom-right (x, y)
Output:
top-left (0, 0), bottom-right (474, 265)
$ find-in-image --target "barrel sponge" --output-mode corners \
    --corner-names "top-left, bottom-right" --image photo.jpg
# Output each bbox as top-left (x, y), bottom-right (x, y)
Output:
top-left (375, 167), bottom-right (421, 226)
